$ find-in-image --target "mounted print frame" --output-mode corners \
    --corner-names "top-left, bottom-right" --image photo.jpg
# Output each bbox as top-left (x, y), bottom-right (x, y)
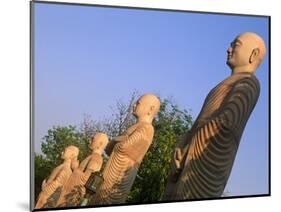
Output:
top-left (30, 1), bottom-right (270, 211)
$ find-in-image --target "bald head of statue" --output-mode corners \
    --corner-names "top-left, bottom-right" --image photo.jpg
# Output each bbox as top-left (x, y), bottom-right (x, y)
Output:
top-left (226, 32), bottom-right (266, 74)
top-left (61, 145), bottom-right (79, 160)
top-left (89, 132), bottom-right (109, 154)
top-left (133, 94), bottom-right (160, 123)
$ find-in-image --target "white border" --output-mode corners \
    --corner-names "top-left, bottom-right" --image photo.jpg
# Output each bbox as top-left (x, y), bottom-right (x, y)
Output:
top-left (0, 0), bottom-right (280, 211)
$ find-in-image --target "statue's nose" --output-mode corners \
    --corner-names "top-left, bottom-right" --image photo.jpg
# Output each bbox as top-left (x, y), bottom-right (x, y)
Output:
top-left (227, 47), bottom-right (232, 54)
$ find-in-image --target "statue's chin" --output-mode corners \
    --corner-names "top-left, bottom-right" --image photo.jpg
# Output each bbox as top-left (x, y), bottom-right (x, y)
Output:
top-left (132, 113), bottom-right (137, 118)
top-left (226, 61), bottom-right (234, 69)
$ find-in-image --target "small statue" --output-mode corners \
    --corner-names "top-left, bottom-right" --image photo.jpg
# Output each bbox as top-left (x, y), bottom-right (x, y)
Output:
top-left (89, 94), bottom-right (160, 205)
top-left (164, 32), bottom-right (266, 200)
top-left (56, 133), bottom-right (109, 207)
top-left (35, 145), bottom-right (79, 209)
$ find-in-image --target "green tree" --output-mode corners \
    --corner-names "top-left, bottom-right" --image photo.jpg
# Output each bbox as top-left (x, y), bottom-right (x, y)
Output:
top-left (41, 125), bottom-right (90, 167)
top-left (101, 91), bottom-right (137, 139)
top-left (34, 154), bottom-right (52, 200)
top-left (127, 98), bottom-right (193, 203)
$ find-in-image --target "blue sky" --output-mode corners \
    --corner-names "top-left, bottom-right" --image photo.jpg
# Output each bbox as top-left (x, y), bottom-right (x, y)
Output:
top-left (34, 2), bottom-right (269, 197)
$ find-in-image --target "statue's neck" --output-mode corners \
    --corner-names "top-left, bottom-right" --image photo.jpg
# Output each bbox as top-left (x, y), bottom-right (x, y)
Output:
top-left (137, 116), bottom-right (152, 124)
top-left (231, 65), bottom-right (255, 75)
top-left (92, 149), bottom-right (103, 155)
top-left (63, 158), bottom-right (72, 166)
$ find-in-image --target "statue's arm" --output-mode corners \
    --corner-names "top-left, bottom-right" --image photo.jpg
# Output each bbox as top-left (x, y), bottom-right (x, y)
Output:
top-left (44, 166), bottom-right (61, 185)
top-left (169, 132), bottom-right (193, 180)
top-left (79, 156), bottom-right (90, 171)
top-left (171, 111), bottom-right (203, 175)
top-left (114, 135), bottom-right (129, 142)
top-left (83, 158), bottom-right (103, 181)
top-left (104, 134), bottom-right (129, 155)
top-left (42, 168), bottom-right (67, 192)
top-left (118, 125), bottom-right (152, 150)
top-left (41, 179), bottom-right (47, 191)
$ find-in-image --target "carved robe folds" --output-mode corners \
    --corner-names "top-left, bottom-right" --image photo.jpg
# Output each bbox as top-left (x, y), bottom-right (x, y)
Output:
top-left (90, 122), bottom-right (154, 205)
top-left (165, 72), bottom-right (260, 200)
top-left (56, 153), bottom-right (103, 207)
top-left (35, 163), bottom-right (73, 209)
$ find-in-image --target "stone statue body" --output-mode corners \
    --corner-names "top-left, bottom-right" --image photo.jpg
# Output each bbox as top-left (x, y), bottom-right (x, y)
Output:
top-left (89, 94), bottom-right (160, 205)
top-left (164, 32), bottom-right (266, 200)
top-left (35, 146), bottom-right (79, 209)
top-left (56, 133), bottom-right (108, 207)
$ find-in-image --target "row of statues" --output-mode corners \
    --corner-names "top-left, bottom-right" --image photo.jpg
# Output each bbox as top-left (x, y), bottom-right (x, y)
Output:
top-left (35, 32), bottom-right (266, 209)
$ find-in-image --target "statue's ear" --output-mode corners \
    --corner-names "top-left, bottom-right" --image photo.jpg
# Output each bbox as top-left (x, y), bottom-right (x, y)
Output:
top-left (148, 105), bottom-right (155, 116)
top-left (249, 48), bottom-right (260, 63)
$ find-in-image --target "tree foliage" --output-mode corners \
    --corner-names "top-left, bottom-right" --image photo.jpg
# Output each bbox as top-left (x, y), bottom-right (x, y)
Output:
top-left (41, 125), bottom-right (89, 166)
top-left (34, 154), bottom-right (52, 200)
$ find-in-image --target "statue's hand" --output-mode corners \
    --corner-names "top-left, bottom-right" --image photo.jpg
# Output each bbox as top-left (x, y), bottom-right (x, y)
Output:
top-left (105, 139), bottom-right (118, 156)
top-left (113, 135), bottom-right (128, 142)
top-left (41, 179), bottom-right (47, 191)
top-left (174, 148), bottom-right (182, 172)
top-left (171, 148), bottom-right (183, 180)
top-left (175, 148), bottom-right (182, 169)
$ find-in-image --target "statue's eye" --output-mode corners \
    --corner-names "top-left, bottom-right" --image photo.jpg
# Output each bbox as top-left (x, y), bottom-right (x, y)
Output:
top-left (231, 41), bottom-right (241, 48)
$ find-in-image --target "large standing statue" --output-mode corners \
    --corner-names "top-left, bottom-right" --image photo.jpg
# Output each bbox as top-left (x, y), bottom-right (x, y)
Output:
top-left (89, 94), bottom-right (160, 205)
top-left (35, 145), bottom-right (79, 209)
top-left (164, 32), bottom-right (266, 200)
top-left (56, 133), bottom-right (109, 207)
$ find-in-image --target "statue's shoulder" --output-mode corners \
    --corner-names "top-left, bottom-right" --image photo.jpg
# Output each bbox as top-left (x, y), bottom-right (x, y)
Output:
top-left (80, 155), bottom-right (91, 166)
top-left (234, 73), bottom-right (260, 90)
top-left (226, 73), bottom-right (260, 90)
top-left (51, 164), bottom-right (69, 179)
top-left (86, 154), bottom-right (103, 170)
top-left (83, 155), bottom-right (92, 161)
top-left (223, 73), bottom-right (261, 106)
top-left (138, 123), bottom-right (154, 140)
top-left (89, 153), bottom-right (102, 162)
top-left (247, 73), bottom-right (260, 85)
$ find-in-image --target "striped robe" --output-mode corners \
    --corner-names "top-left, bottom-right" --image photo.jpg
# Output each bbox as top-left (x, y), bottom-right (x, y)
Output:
top-left (35, 163), bottom-right (73, 209)
top-left (89, 122), bottom-right (154, 205)
top-left (56, 153), bottom-right (103, 207)
top-left (165, 72), bottom-right (260, 200)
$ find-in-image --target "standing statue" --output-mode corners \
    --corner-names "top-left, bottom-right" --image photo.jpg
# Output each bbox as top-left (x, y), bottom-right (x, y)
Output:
top-left (35, 145), bottom-right (79, 209)
top-left (89, 94), bottom-right (160, 205)
top-left (55, 133), bottom-right (109, 207)
top-left (164, 32), bottom-right (266, 200)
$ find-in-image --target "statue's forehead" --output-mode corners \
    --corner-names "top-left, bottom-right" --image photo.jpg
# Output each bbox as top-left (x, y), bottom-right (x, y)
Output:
top-left (232, 37), bottom-right (243, 44)
top-left (139, 95), bottom-right (154, 103)
top-left (93, 138), bottom-right (106, 144)
top-left (65, 148), bottom-right (74, 154)
top-left (235, 33), bottom-right (257, 44)
top-left (137, 94), bottom-right (160, 108)
top-left (93, 135), bottom-right (108, 144)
